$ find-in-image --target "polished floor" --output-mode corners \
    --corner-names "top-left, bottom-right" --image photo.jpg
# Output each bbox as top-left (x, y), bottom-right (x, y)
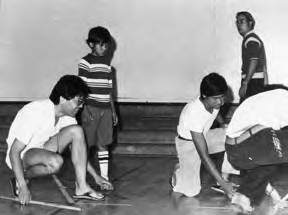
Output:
top-left (1, 152), bottom-right (288, 215)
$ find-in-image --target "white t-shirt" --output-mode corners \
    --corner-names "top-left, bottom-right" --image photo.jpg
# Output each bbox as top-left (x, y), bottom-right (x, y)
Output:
top-left (177, 97), bottom-right (219, 139)
top-left (227, 89), bottom-right (288, 138)
top-left (6, 99), bottom-right (77, 168)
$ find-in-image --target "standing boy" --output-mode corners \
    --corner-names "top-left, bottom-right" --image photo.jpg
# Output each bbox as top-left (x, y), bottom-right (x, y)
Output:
top-left (6, 75), bottom-right (112, 205)
top-left (171, 73), bottom-right (234, 198)
top-left (79, 26), bottom-right (117, 187)
top-left (236, 11), bottom-right (268, 102)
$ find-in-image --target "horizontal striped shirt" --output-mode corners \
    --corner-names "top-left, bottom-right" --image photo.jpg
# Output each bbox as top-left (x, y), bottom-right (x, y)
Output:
top-left (241, 31), bottom-right (266, 79)
top-left (78, 54), bottom-right (113, 107)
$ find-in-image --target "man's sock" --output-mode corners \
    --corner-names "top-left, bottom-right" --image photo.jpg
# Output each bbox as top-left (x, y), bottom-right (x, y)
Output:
top-left (98, 151), bottom-right (109, 180)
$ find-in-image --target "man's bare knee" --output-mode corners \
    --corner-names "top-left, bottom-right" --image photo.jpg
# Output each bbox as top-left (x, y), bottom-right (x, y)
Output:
top-left (68, 125), bottom-right (85, 141)
top-left (46, 155), bottom-right (64, 174)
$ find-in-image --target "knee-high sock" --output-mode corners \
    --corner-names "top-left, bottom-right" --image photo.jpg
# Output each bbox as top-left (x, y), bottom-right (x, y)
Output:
top-left (98, 151), bottom-right (109, 180)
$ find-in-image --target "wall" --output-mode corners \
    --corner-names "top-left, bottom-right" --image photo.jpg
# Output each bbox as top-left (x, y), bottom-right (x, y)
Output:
top-left (0, 0), bottom-right (287, 102)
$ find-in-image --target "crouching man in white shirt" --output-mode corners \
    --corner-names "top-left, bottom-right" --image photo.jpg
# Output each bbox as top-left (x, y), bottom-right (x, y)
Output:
top-left (6, 75), bottom-right (112, 205)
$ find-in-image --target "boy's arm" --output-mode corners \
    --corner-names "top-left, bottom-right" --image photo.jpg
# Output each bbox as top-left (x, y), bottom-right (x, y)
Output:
top-left (191, 131), bottom-right (234, 198)
top-left (9, 139), bottom-right (31, 204)
top-left (239, 59), bottom-right (258, 98)
top-left (243, 59), bottom-right (258, 85)
top-left (110, 95), bottom-right (118, 126)
top-left (264, 64), bottom-right (269, 85)
top-left (110, 67), bottom-right (118, 126)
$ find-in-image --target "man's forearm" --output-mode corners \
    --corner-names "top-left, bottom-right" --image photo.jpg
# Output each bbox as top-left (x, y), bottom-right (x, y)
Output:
top-left (200, 153), bottom-right (226, 186)
top-left (191, 132), bottom-right (226, 186)
top-left (10, 152), bottom-right (27, 187)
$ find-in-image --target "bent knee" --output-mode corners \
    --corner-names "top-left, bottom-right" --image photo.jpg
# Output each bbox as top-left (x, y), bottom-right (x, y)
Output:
top-left (47, 155), bottom-right (63, 174)
top-left (66, 125), bottom-right (84, 139)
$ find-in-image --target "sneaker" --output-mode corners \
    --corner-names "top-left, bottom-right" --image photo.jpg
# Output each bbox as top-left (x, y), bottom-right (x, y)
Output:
top-left (231, 192), bottom-right (254, 213)
top-left (9, 178), bottom-right (19, 197)
top-left (211, 185), bottom-right (225, 194)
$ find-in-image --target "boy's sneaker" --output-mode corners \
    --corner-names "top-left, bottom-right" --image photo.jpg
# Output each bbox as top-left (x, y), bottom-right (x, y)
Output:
top-left (211, 183), bottom-right (239, 194)
top-left (10, 178), bottom-right (19, 197)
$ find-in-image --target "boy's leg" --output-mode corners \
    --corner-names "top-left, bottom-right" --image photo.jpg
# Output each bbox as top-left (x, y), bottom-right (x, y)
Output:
top-left (81, 106), bottom-right (101, 171)
top-left (97, 108), bottom-right (113, 180)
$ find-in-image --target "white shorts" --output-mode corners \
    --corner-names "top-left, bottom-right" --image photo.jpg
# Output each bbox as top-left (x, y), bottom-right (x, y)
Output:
top-left (172, 128), bottom-right (226, 197)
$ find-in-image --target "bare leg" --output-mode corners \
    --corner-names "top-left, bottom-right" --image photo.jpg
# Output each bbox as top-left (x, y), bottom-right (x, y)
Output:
top-left (45, 125), bottom-right (100, 194)
top-left (23, 125), bottom-right (102, 196)
top-left (23, 148), bottom-right (64, 178)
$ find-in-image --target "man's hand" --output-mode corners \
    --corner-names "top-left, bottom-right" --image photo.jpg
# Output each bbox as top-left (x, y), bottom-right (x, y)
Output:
top-left (18, 184), bottom-right (31, 205)
top-left (95, 176), bottom-right (114, 191)
top-left (221, 181), bottom-right (236, 199)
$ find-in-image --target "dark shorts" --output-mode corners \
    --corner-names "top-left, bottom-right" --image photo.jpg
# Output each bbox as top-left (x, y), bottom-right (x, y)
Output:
top-left (225, 128), bottom-right (288, 202)
top-left (81, 105), bottom-right (113, 148)
top-left (226, 128), bottom-right (288, 170)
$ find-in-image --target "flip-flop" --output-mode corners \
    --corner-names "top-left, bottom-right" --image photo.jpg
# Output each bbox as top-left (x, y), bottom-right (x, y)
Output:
top-left (73, 191), bottom-right (104, 201)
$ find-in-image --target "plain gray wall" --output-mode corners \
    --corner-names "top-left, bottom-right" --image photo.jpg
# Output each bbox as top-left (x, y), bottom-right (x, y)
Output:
top-left (0, 0), bottom-right (287, 102)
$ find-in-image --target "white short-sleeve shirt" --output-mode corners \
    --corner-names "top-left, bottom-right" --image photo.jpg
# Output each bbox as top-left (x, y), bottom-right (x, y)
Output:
top-left (177, 97), bottom-right (219, 139)
top-left (226, 89), bottom-right (288, 138)
top-left (6, 99), bottom-right (77, 168)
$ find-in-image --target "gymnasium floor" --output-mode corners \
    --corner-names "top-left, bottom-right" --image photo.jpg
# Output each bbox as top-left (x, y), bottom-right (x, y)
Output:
top-left (1, 153), bottom-right (288, 215)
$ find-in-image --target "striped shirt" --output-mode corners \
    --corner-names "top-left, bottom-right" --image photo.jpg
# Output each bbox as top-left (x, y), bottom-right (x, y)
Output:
top-left (241, 31), bottom-right (266, 79)
top-left (78, 54), bottom-right (113, 107)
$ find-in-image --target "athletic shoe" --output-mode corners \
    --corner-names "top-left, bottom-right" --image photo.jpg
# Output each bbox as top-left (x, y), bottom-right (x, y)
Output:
top-left (211, 185), bottom-right (225, 194)
top-left (231, 192), bottom-right (254, 213)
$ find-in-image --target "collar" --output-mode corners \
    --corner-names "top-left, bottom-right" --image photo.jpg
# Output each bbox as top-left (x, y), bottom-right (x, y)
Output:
top-left (244, 30), bottom-right (254, 38)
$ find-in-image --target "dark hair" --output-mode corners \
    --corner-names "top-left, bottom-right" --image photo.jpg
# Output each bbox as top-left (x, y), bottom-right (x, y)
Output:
top-left (49, 75), bottom-right (89, 104)
top-left (236, 11), bottom-right (255, 29)
top-left (200, 73), bottom-right (228, 98)
top-left (86, 26), bottom-right (111, 45)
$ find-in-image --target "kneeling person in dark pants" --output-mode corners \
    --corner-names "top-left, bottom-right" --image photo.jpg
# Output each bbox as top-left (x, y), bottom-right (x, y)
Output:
top-left (225, 86), bottom-right (288, 213)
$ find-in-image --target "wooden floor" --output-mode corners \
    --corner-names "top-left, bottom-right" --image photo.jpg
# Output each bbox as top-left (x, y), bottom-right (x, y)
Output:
top-left (1, 152), bottom-right (288, 215)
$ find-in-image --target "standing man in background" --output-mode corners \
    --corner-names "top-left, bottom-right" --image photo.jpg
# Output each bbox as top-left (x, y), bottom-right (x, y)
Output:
top-left (236, 11), bottom-right (268, 102)
top-left (79, 26), bottom-right (118, 190)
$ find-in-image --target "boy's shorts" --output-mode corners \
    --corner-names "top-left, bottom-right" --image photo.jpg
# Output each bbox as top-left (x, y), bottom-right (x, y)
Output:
top-left (81, 105), bottom-right (113, 148)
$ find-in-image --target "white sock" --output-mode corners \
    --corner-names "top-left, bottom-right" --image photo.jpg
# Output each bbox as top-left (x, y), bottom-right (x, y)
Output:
top-left (98, 151), bottom-right (109, 180)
